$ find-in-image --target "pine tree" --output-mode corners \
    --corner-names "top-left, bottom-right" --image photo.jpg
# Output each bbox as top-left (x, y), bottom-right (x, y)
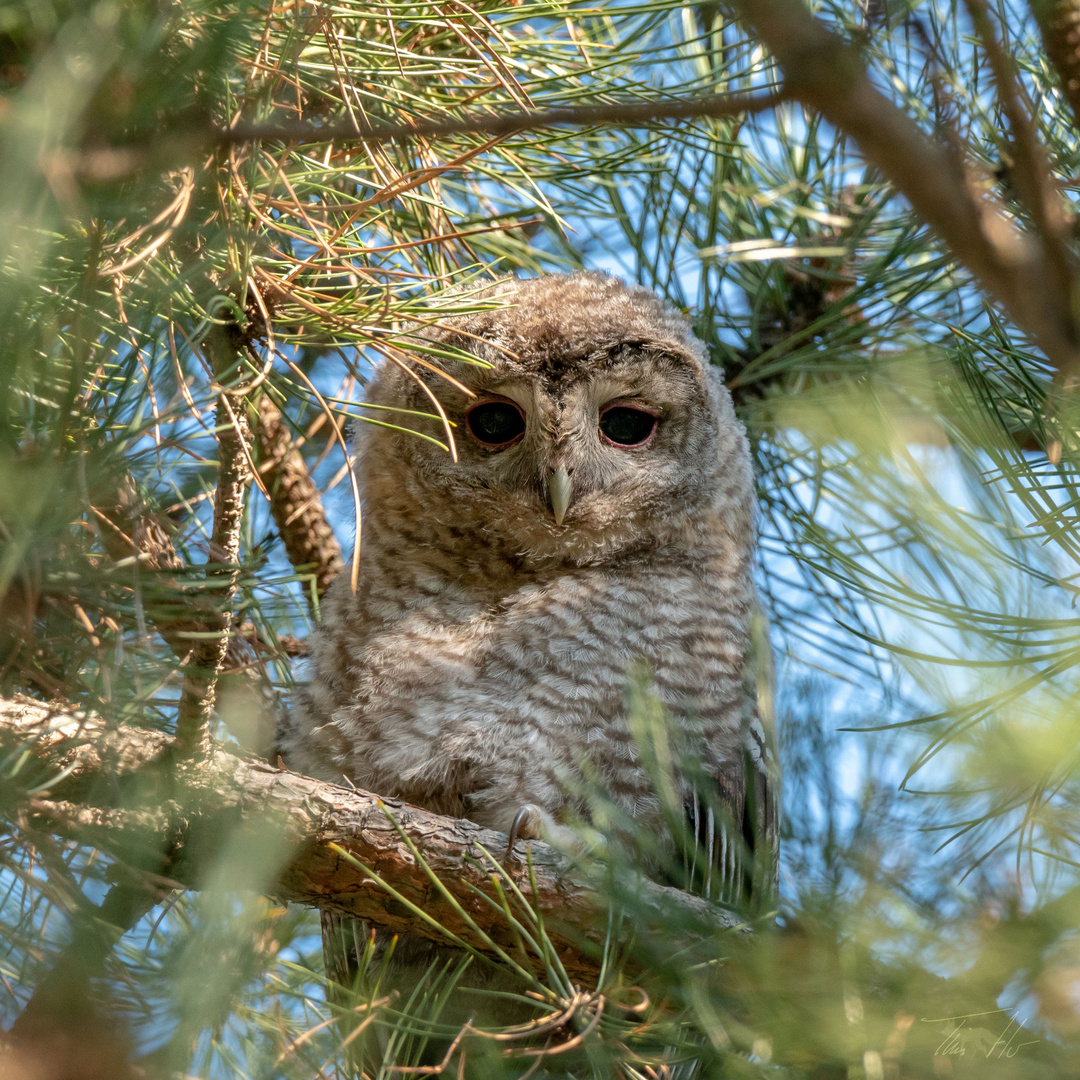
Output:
top-left (3, 0), bottom-right (1080, 1075)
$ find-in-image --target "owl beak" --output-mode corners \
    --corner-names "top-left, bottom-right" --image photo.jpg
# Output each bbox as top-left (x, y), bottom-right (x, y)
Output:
top-left (548, 465), bottom-right (573, 526)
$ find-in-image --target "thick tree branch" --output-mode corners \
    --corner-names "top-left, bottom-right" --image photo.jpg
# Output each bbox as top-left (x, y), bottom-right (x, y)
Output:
top-left (731, 0), bottom-right (1080, 377)
top-left (1, 696), bottom-right (742, 986)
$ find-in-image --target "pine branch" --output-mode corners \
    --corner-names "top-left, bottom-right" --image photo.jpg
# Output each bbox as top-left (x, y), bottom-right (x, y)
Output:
top-left (95, 476), bottom-right (282, 758)
top-left (732, 0), bottom-right (1080, 377)
top-left (0, 695), bottom-right (744, 986)
top-left (255, 394), bottom-right (344, 607)
top-left (175, 327), bottom-right (254, 753)
top-left (7, 884), bottom-right (160, 1052)
top-left (218, 91), bottom-right (788, 146)
top-left (94, 477), bottom-right (224, 659)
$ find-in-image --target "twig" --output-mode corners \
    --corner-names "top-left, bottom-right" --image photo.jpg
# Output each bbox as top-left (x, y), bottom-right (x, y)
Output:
top-left (175, 324), bottom-right (253, 753)
top-left (963, 0), bottom-right (1075, 335)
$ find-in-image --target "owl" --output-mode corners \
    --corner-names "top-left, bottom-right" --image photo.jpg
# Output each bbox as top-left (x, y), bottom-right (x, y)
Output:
top-left (281, 271), bottom-right (777, 988)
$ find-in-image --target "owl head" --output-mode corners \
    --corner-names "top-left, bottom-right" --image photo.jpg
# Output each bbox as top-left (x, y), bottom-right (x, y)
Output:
top-left (355, 272), bottom-right (754, 571)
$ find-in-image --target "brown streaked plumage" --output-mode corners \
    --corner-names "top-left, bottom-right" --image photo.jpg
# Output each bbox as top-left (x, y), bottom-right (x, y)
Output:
top-left (281, 271), bottom-right (777, 980)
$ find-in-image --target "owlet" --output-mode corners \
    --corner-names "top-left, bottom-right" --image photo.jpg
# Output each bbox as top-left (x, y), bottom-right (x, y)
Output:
top-left (281, 271), bottom-right (777, 969)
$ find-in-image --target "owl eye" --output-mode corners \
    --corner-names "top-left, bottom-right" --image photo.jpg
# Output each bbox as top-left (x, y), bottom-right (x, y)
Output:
top-left (599, 404), bottom-right (657, 447)
top-left (465, 400), bottom-right (526, 449)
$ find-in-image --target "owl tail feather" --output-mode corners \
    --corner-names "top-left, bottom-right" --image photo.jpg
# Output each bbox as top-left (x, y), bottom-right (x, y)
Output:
top-left (683, 749), bottom-right (778, 912)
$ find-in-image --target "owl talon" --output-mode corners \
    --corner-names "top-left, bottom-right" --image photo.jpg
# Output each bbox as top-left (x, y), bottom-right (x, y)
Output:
top-left (505, 804), bottom-right (545, 860)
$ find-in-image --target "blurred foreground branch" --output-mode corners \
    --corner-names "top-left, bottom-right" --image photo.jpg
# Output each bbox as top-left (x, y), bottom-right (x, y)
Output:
top-left (0, 696), bottom-right (741, 985)
top-left (217, 91), bottom-right (788, 147)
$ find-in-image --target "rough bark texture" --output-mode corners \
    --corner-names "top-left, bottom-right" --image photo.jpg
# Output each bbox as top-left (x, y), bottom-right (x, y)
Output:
top-left (1, 695), bottom-right (742, 985)
top-left (255, 394), bottom-right (344, 605)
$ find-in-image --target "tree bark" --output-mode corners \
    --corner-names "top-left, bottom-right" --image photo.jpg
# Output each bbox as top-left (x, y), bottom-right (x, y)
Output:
top-left (1, 695), bottom-right (742, 986)
top-left (255, 394), bottom-right (344, 606)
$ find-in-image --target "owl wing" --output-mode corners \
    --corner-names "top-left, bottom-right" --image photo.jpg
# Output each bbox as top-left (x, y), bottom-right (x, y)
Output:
top-left (685, 609), bottom-right (779, 909)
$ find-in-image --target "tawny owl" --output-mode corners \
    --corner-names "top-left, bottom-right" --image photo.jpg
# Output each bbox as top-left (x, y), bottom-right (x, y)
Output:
top-left (281, 271), bottom-right (777, 982)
